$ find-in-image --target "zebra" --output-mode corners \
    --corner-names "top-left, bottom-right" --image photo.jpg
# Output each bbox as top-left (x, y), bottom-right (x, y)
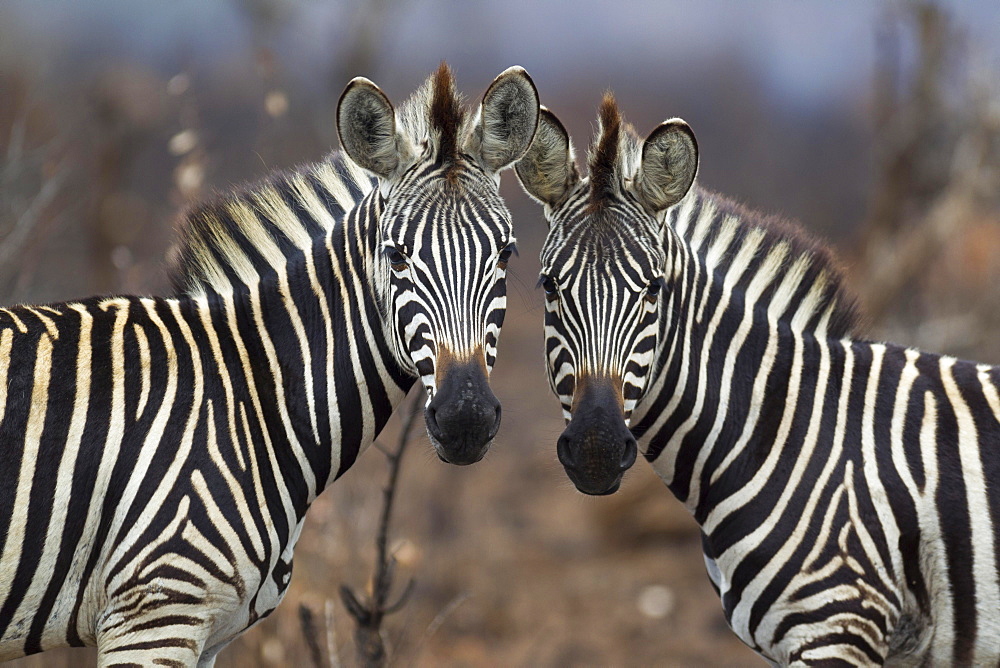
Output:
top-left (516, 94), bottom-right (1000, 665)
top-left (0, 63), bottom-right (540, 666)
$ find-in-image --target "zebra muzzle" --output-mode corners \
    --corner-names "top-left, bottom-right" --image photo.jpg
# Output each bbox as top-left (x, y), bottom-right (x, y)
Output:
top-left (558, 378), bottom-right (637, 495)
top-left (425, 356), bottom-right (502, 465)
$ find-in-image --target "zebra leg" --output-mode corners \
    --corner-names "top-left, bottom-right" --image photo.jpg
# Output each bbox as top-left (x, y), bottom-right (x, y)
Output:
top-left (94, 611), bottom-right (214, 668)
top-left (195, 638), bottom-right (233, 667)
top-left (782, 634), bottom-right (889, 667)
top-left (196, 649), bottom-right (221, 668)
top-left (768, 611), bottom-right (891, 667)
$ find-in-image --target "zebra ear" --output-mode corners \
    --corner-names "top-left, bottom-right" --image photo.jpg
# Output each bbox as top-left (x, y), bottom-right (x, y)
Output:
top-left (633, 119), bottom-right (698, 213)
top-left (467, 66), bottom-right (540, 173)
top-left (515, 107), bottom-right (578, 209)
top-left (337, 77), bottom-right (413, 178)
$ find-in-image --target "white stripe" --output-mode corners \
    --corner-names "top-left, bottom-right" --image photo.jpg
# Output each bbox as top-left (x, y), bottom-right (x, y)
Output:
top-left (133, 323), bottom-right (151, 421)
top-left (16, 305), bottom-right (92, 647)
top-left (940, 357), bottom-right (1000, 662)
top-left (0, 332), bottom-right (53, 613)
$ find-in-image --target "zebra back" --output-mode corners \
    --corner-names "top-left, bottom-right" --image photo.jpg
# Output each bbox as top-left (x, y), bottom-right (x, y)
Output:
top-left (665, 186), bottom-right (862, 338)
top-left (167, 153), bottom-right (376, 297)
top-left (167, 61), bottom-right (534, 299)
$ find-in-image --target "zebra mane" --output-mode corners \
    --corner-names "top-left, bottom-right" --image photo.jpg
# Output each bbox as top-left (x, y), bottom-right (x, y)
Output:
top-left (586, 93), bottom-right (639, 213)
top-left (582, 97), bottom-right (860, 338)
top-left (167, 153), bottom-right (375, 296)
top-left (396, 62), bottom-right (470, 178)
top-left (667, 186), bottom-right (862, 338)
top-left (169, 65), bottom-right (473, 297)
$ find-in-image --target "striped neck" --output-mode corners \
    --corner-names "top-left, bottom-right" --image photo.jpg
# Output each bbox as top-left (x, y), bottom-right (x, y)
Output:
top-left (217, 189), bottom-right (413, 505)
top-left (636, 293), bottom-right (805, 520)
top-left (633, 188), bottom-right (857, 518)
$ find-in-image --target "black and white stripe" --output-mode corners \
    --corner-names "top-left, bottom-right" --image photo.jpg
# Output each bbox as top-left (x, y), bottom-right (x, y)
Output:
top-left (0, 64), bottom-right (539, 666)
top-left (519, 98), bottom-right (1000, 665)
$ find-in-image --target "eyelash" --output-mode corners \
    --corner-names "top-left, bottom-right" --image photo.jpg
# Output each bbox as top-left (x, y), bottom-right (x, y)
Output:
top-left (645, 278), bottom-right (663, 303)
top-left (498, 243), bottom-right (517, 269)
top-left (385, 246), bottom-right (407, 270)
top-left (538, 275), bottom-right (558, 302)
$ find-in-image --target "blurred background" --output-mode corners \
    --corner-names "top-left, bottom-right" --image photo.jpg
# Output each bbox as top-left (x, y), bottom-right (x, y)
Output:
top-left (3, 0), bottom-right (1000, 665)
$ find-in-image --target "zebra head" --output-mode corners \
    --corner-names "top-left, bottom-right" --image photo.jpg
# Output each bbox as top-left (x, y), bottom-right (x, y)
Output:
top-left (516, 95), bottom-right (698, 494)
top-left (338, 64), bottom-right (540, 465)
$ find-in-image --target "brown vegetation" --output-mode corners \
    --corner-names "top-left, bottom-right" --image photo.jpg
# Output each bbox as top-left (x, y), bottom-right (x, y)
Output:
top-left (2, 2), bottom-right (998, 666)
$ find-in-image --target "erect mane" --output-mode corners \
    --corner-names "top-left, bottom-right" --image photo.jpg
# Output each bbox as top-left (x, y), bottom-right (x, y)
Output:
top-left (396, 62), bottom-right (470, 179)
top-left (167, 153), bottom-right (375, 296)
top-left (585, 93), bottom-right (642, 215)
top-left (587, 94), bottom-right (623, 212)
top-left (430, 63), bottom-right (464, 170)
top-left (576, 95), bottom-right (857, 336)
top-left (667, 187), bottom-right (862, 338)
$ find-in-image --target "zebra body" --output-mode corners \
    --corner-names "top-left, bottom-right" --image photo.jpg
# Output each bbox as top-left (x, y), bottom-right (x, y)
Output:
top-left (0, 180), bottom-right (401, 663)
top-left (633, 237), bottom-right (1000, 663)
top-left (0, 287), bottom-right (397, 663)
top-left (518, 98), bottom-right (1000, 664)
top-left (0, 64), bottom-right (541, 665)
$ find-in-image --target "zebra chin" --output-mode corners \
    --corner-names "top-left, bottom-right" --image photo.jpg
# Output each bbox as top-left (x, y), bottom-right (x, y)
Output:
top-left (424, 349), bottom-right (502, 465)
top-left (557, 377), bottom-right (638, 495)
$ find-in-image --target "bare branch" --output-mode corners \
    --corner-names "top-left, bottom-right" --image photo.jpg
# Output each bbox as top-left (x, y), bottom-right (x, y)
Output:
top-left (862, 126), bottom-right (990, 321)
top-left (325, 599), bottom-right (342, 668)
top-left (406, 592), bottom-right (470, 668)
top-left (0, 108), bottom-right (68, 284)
top-left (855, 1), bottom-right (1000, 327)
top-left (383, 577), bottom-right (416, 615)
top-left (299, 603), bottom-right (327, 668)
top-left (0, 169), bottom-right (66, 270)
top-left (339, 390), bottom-right (423, 667)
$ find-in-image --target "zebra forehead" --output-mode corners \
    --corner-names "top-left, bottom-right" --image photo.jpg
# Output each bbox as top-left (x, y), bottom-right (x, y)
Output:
top-left (388, 188), bottom-right (508, 230)
top-left (543, 212), bottom-right (662, 274)
top-left (546, 251), bottom-right (659, 296)
top-left (393, 161), bottom-right (505, 204)
top-left (550, 182), bottom-right (659, 235)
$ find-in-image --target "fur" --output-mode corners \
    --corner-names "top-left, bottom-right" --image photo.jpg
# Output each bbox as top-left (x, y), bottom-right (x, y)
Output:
top-left (516, 107), bottom-right (578, 208)
top-left (677, 186), bottom-right (862, 337)
top-left (428, 62), bottom-right (465, 178)
top-left (473, 67), bottom-right (540, 173)
top-left (634, 120), bottom-right (698, 213)
top-left (587, 93), bottom-right (628, 212)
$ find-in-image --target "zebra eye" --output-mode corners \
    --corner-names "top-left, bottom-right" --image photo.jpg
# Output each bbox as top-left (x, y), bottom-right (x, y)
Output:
top-left (645, 279), bottom-right (663, 303)
top-left (539, 275), bottom-right (559, 302)
top-left (385, 247), bottom-right (408, 270)
top-left (498, 243), bottom-right (517, 269)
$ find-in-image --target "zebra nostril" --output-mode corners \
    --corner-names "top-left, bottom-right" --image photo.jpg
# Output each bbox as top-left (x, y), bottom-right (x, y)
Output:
top-left (620, 437), bottom-right (638, 471)
top-left (488, 403), bottom-right (502, 439)
top-left (426, 406), bottom-right (440, 435)
top-left (557, 434), bottom-right (573, 467)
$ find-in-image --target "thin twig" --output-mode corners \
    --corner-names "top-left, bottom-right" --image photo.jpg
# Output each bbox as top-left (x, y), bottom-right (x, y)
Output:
top-left (299, 603), bottom-right (326, 668)
top-left (406, 592), bottom-right (471, 668)
top-left (856, 2), bottom-right (1000, 325)
top-left (0, 170), bottom-right (66, 269)
top-left (340, 389), bottom-right (423, 667)
top-left (325, 598), bottom-right (341, 668)
top-left (0, 104), bottom-right (69, 288)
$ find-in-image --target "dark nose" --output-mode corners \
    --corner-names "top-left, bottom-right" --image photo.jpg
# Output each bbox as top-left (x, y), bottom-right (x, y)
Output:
top-left (557, 433), bottom-right (636, 471)
top-left (425, 358), bottom-right (501, 465)
top-left (556, 378), bottom-right (636, 495)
